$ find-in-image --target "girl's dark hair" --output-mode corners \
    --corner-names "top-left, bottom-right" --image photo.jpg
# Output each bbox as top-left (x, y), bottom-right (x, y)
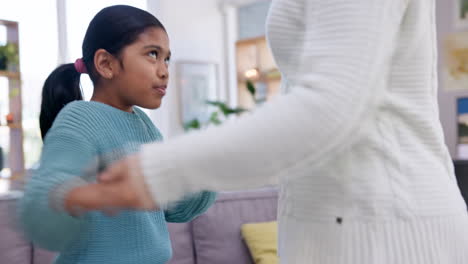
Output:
top-left (39, 5), bottom-right (165, 138)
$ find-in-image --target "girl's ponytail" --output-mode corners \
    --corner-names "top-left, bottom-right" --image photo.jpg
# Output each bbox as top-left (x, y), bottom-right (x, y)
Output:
top-left (39, 63), bottom-right (82, 139)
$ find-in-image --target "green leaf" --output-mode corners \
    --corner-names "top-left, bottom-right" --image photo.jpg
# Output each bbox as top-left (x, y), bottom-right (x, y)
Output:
top-left (184, 119), bottom-right (201, 131)
top-left (209, 112), bottom-right (222, 125)
top-left (224, 107), bottom-right (246, 115)
top-left (205, 100), bottom-right (224, 107)
top-left (246, 80), bottom-right (256, 98)
top-left (205, 100), bottom-right (247, 117)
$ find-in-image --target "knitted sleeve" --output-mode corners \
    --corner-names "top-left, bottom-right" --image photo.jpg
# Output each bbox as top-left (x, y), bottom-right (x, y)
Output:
top-left (18, 107), bottom-right (97, 251)
top-left (164, 191), bottom-right (217, 223)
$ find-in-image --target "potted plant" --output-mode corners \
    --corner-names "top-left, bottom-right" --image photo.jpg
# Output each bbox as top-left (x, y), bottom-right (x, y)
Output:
top-left (184, 80), bottom-right (258, 131)
top-left (0, 46), bottom-right (6, 70)
top-left (0, 43), bottom-right (19, 71)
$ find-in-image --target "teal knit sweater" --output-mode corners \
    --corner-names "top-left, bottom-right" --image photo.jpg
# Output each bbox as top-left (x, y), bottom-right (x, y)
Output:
top-left (18, 101), bottom-right (216, 264)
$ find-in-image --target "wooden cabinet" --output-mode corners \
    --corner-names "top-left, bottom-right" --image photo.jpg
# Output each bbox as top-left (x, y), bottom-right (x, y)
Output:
top-left (236, 36), bottom-right (281, 109)
top-left (0, 20), bottom-right (24, 180)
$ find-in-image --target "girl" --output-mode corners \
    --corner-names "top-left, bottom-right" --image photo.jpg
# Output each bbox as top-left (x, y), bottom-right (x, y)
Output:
top-left (19, 5), bottom-right (216, 264)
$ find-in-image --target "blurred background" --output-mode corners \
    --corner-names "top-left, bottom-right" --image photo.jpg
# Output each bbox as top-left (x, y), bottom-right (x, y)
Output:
top-left (1, 1), bottom-right (468, 264)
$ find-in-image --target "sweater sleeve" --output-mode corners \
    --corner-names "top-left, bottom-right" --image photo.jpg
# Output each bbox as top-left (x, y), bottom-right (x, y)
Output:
top-left (164, 191), bottom-right (217, 223)
top-left (18, 124), bottom-right (97, 251)
top-left (138, 0), bottom-right (410, 206)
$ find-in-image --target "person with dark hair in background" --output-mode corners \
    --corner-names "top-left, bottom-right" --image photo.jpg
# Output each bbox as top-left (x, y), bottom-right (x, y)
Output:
top-left (18, 5), bottom-right (216, 264)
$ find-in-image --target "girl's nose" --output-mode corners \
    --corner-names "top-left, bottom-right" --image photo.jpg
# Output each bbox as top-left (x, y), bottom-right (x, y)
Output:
top-left (158, 64), bottom-right (169, 79)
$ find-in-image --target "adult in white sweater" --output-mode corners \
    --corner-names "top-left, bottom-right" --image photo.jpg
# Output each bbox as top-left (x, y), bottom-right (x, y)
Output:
top-left (68, 0), bottom-right (468, 263)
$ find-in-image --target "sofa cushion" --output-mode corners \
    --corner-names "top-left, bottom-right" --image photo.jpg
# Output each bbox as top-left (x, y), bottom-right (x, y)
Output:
top-left (0, 199), bottom-right (31, 264)
top-left (241, 221), bottom-right (278, 264)
top-left (192, 188), bottom-right (278, 264)
top-left (167, 222), bottom-right (195, 264)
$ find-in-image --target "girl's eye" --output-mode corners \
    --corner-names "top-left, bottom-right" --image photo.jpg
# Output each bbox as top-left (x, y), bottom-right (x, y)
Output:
top-left (149, 50), bottom-right (158, 59)
top-left (164, 57), bottom-right (171, 65)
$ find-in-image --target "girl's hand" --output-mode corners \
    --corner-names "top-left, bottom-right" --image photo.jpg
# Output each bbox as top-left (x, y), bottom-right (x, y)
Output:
top-left (64, 154), bottom-right (157, 215)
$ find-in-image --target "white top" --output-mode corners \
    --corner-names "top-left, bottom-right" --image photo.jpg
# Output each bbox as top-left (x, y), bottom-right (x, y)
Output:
top-left (140, 0), bottom-right (468, 262)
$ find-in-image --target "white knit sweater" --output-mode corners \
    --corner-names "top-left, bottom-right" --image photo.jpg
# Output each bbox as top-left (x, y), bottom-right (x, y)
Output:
top-left (141, 0), bottom-right (468, 262)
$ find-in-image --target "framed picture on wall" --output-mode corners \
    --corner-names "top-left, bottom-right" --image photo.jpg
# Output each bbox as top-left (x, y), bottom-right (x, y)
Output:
top-left (455, 0), bottom-right (468, 28)
top-left (457, 97), bottom-right (468, 159)
top-left (443, 32), bottom-right (468, 91)
top-left (177, 61), bottom-right (219, 127)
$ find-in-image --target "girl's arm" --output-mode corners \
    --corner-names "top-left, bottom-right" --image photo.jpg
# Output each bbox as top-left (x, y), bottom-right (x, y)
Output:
top-left (18, 127), bottom-right (96, 251)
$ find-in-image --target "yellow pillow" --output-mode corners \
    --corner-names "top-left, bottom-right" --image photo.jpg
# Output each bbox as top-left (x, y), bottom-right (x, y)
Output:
top-left (241, 221), bottom-right (278, 264)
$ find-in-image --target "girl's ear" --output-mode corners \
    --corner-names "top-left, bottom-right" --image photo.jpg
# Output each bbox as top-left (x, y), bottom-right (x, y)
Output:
top-left (93, 49), bottom-right (118, 79)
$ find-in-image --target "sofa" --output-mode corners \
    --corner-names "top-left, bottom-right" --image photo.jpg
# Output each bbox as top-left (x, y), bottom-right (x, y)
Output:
top-left (0, 188), bottom-right (278, 264)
